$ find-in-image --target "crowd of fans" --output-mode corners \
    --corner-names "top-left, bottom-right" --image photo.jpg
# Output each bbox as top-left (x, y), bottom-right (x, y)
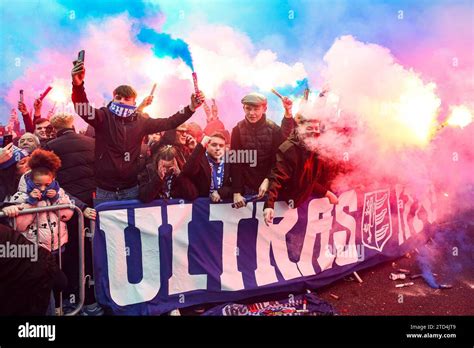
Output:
top-left (0, 58), bottom-right (339, 315)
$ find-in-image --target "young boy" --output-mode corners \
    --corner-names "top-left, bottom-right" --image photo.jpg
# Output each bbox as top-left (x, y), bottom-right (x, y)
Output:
top-left (182, 132), bottom-right (233, 202)
top-left (71, 59), bottom-right (204, 200)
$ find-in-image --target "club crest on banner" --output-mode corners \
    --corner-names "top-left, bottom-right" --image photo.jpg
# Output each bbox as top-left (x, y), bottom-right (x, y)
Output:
top-left (361, 189), bottom-right (392, 252)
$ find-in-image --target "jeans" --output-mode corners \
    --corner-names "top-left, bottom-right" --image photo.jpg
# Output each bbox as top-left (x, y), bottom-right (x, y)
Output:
top-left (95, 185), bottom-right (139, 202)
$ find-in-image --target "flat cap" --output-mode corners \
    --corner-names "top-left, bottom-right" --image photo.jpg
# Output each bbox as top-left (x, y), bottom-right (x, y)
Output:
top-left (241, 92), bottom-right (267, 106)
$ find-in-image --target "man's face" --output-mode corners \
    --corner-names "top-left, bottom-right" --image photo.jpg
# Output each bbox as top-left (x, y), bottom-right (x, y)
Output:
top-left (176, 127), bottom-right (188, 145)
top-left (18, 135), bottom-right (38, 153)
top-left (300, 120), bottom-right (321, 139)
top-left (297, 120), bottom-right (321, 151)
top-left (34, 121), bottom-right (50, 140)
top-left (48, 127), bottom-right (57, 139)
top-left (149, 132), bottom-right (162, 143)
top-left (16, 156), bottom-right (30, 175)
top-left (243, 104), bottom-right (266, 123)
top-left (113, 94), bottom-right (136, 106)
top-left (206, 136), bottom-right (226, 161)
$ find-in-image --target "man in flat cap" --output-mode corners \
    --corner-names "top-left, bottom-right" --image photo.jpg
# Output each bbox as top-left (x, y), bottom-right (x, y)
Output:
top-left (231, 92), bottom-right (294, 208)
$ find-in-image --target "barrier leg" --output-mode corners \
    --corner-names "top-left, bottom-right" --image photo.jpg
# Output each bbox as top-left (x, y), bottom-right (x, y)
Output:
top-left (66, 206), bottom-right (85, 316)
top-left (56, 209), bottom-right (63, 316)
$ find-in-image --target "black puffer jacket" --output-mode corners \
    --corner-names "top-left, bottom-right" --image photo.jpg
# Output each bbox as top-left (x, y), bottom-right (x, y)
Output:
top-left (0, 165), bottom-right (22, 202)
top-left (230, 115), bottom-right (293, 194)
top-left (44, 128), bottom-right (95, 206)
top-left (72, 83), bottom-right (195, 191)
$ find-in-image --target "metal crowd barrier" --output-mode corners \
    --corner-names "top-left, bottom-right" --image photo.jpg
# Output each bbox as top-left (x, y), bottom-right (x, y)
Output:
top-left (0, 203), bottom-right (85, 316)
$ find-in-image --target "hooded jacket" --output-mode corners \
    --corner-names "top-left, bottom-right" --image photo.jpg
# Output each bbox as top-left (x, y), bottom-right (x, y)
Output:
top-left (72, 82), bottom-right (195, 191)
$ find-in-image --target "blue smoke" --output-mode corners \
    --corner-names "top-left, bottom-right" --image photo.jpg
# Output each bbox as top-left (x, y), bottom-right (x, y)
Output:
top-left (137, 28), bottom-right (194, 71)
top-left (275, 78), bottom-right (309, 98)
top-left (416, 210), bottom-right (474, 289)
top-left (417, 243), bottom-right (440, 288)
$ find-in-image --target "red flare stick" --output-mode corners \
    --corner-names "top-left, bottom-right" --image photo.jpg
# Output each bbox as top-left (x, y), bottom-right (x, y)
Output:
top-left (39, 86), bottom-right (52, 101)
top-left (150, 83), bottom-right (157, 96)
top-left (192, 72), bottom-right (199, 94)
top-left (304, 88), bottom-right (310, 101)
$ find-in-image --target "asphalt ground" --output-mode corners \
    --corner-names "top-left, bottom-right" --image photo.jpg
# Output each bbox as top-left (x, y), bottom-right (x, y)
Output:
top-left (181, 219), bottom-right (473, 316)
top-left (316, 218), bottom-right (474, 316)
top-left (316, 251), bottom-right (473, 315)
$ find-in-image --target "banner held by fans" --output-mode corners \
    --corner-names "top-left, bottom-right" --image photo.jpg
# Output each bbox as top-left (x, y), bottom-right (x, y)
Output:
top-left (93, 186), bottom-right (437, 315)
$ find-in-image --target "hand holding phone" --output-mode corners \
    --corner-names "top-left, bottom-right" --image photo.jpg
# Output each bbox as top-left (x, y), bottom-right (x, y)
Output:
top-left (0, 142), bottom-right (14, 165)
top-left (78, 50), bottom-right (85, 63)
top-left (2, 134), bottom-right (13, 147)
top-left (72, 50), bottom-right (86, 86)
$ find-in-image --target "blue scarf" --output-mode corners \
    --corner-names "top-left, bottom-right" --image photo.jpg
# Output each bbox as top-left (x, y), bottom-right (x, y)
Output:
top-left (206, 153), bottom-right (224, 194)
top-left (25, 173), bottom-right (60, 204)
top-left (108, 101), bottom-right (137, 118)
top-left (162, 174), bottom-right (174, 199)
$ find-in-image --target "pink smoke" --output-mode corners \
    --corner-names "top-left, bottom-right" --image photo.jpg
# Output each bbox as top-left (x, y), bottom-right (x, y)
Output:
top-left (395, 5), bottom-right (474, 114)
top-left (299, 35), bottom-right (474, 221)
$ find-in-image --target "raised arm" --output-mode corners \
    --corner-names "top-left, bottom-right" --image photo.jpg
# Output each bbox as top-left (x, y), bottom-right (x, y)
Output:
top-left (182, 142), bottom-right (206, 177)
top-left (18, 101), bottom-right (34, 133)
top-left (71, 60), bottom-right (103, 128)
top-left (144, 106), bottom-right (194, 134)
top-left (280, 96), bottom-right (295, 139)
top-left (143, 91), bottom-right (204, 134)
top-left (32, 98), bottom-right (43, 122)
top-left (281, 116), bottom-right (296, 140)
